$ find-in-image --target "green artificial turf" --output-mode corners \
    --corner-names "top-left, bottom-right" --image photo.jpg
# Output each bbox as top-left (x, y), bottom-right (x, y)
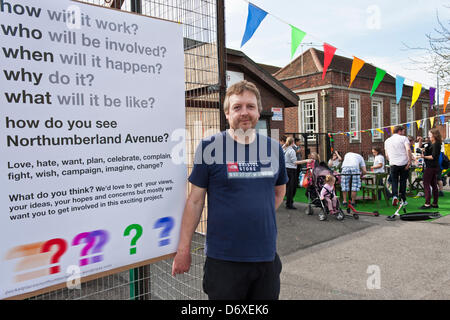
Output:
top-left (291, 188), bottom-right (450, 218)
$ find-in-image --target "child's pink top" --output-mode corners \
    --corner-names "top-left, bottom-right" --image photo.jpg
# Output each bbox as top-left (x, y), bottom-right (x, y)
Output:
top-left (320, 183), bottom-right (335, 200)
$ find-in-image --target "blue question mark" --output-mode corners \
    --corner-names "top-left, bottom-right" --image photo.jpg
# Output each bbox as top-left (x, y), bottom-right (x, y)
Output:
top-left (153, 217), bottom-right (175, 246)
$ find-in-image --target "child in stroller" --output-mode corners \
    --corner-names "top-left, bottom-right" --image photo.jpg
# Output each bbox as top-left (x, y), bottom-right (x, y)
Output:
top-left (305, 164), bottom-right (345, 221)
top-left (320, 175), bottom-right (339, 215)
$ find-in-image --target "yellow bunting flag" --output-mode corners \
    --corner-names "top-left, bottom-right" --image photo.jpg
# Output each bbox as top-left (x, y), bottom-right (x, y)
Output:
top-left (376, 128), bottom-right (384, 134)
top-left (410, 82), bottom-right (422, 108)
top-left (349, 56), bottom-right (365, 87)
top-left (430, 117), bottom-right (435, 128)
top-left (416, 120), bottom-right (421, 129)
top-left (390, 126), bottom-right (394, 134)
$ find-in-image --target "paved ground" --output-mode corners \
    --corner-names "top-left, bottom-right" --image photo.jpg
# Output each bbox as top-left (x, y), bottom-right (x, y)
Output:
top-left (277, 201), bottom-right (450, 299)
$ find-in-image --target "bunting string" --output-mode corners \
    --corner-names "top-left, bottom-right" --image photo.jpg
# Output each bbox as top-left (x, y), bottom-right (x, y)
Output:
top-left (328, 113), bottom-right (449, 136)
top-left (238, 0), bottom-right (449, 109)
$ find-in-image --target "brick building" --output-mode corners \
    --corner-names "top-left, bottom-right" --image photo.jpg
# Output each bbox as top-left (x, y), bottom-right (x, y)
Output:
top-left (274, 48), bottom-right (436, 162)
top-left (226, 48), bottom-right (298, 138)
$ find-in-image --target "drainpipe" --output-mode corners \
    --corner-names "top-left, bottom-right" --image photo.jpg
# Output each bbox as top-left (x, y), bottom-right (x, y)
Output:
top-left (321, 89), bottom-right (328, 162)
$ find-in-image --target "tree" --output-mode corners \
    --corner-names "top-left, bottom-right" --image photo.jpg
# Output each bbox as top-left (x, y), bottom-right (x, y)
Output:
top-left (405, 6), bottom-right (449, 96)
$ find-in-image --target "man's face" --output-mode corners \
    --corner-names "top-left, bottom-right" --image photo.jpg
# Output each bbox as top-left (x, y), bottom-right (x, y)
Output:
top-left (225, 90), bottom-right (260, 132)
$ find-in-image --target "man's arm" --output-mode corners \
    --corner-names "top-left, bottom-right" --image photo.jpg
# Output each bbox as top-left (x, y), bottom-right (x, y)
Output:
top-left (405, 141), bottom-right (412, 170)
top-left (274, 184), bottom-right (286, 210)
top-left (172, 184), bottom-right (206, 276)
top-left (361, 166), bottom-right (367, 175)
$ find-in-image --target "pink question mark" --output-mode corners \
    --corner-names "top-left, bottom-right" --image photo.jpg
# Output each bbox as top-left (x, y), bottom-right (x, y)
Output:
top-left (40, 238), bottom-right (68, 274)
top-left (90, 230), bottom-right (109, 264)
top-left (72, 232), bottom-right (96, 266)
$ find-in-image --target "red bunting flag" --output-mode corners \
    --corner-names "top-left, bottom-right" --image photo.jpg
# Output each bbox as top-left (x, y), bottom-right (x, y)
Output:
top-left (322, 43), bottom-right (337, 80)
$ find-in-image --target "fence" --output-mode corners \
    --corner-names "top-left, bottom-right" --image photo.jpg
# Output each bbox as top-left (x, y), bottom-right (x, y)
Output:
top-left (29, 0), bottom-right (225, 300)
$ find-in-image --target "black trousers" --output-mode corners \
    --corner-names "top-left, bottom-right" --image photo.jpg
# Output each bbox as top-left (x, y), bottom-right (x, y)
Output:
top-left (202, 254), bottom-right (282, 300)
top-left (390, 165), bottom-right (409, 201)
top-left (286, 168), bottom-right (298, 207)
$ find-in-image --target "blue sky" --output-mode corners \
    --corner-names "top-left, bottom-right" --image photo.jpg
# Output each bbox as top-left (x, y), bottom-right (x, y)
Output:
top-left (225, 0), bottom-right (450, 103)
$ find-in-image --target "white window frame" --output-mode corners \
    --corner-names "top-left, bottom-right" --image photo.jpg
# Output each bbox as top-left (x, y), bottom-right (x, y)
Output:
top-left (447, 122), bottom-right (450, 140)
top-left (371, 97), bottom-right (383, 142)
top-left (298, 93), bottom-right (319, 143)
top-left (349, 94), bottom-right (361, 143)
top-left (422, 104), bottom-right (428, 137)
top-left (406, 102), bottom-right (415, 137)
top-left (390, 99), bottom-right (400, 126)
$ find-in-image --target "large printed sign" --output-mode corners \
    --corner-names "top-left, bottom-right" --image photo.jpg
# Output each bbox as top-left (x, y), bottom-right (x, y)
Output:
top-left (0, 0), bottom-right (185, 299)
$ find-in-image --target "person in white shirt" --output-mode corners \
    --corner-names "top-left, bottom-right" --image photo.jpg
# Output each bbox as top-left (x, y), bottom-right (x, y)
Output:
top-left (340, 152), bottom-right (367, 206)
top-left (384, 125), bottom-right (412, 206)
top-left (284, 137), bottom-right (313, 209)
top-left (371, 147), bottom-right (385, 173)
top-left (371, 146), bottom-right (386, 200)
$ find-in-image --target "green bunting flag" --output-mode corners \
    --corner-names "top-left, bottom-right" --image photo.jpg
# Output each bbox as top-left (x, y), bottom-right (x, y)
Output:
top-left (290, 25), bottom-right (306, 59)
top-left (370, 68), bottom-right (386, 96)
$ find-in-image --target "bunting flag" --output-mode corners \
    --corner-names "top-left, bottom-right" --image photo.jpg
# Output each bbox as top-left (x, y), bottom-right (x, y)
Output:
top-left (430, 117), bottom-right (435, 128)
top-left (390, 126), bottom-right (394, 134)
top-left (440, 115), bottom-right (445, 124)
top-left (429, 87), bottom-right (436, 108)
top-left (376, 128), bottom-right (384, 134)
top-left (406, 123), bottom-right (411, 129)
top-left (444, 90), bottom-right (450, 114)
top-left (416, 120), bottom-right (421, 130)
top-left (349, 56), bottom-right (365, 87)
top-left (322, 43), bottom-right (337, 80)
top-left (410, 82), bottom-right (422, 108)
top-left (371, 68), bottom-right (386, 96)
top-left (395, 75), bottom-right (405, 104)
top-left (290, 25), bottom-right (306, 59)
top-left (384, 128), bottom-right (390, 136)
top-left (240, 3), bottom-right (268, 47)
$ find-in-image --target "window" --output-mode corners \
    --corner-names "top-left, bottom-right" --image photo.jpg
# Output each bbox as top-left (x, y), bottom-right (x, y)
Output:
top-left (406, 103), bottom-right (414, 136)
top-left (422, 104), bottom-right (428, 137)
top-left (390, 101), bottom-right (400, 126)
top-left (349, 95), bottom-right (360, 142)
top-left (372, 99), bottom-right (383, 141)
top-left (299, 95), bottom-right (318, 142)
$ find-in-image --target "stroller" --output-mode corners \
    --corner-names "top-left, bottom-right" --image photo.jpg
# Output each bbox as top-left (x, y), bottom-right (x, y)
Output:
top-left (304, 163), bottom-right (345, 221)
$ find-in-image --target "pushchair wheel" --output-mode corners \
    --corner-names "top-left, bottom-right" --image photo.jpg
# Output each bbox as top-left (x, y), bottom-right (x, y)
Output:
top-left (336, 210), bottom-right (345, 221)
top-left (353, 214), bottom-right (359, 220)
top-left (373, 211), bottom-right (380, 217)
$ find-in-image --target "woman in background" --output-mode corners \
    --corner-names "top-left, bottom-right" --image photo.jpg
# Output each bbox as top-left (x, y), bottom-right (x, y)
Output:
top-left (419, 128), bottom-right (442, 209)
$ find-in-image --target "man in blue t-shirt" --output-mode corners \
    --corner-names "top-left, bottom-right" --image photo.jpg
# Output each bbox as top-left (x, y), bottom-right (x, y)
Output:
top-left (172, 81), bottom-right (288, 300)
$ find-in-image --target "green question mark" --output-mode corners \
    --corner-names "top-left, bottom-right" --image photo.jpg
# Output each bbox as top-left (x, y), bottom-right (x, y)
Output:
top-left (123, 224), bottom-right (143, 255)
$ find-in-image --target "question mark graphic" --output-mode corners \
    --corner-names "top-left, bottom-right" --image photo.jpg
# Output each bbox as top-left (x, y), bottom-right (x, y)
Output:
top-left (153, 217), bottom-right (175, 246)
top-left (160, 46), bottom-right (167, 58)
top-left (148, 97), bottom-right (155, 108)
top-left (40, 238), bottom-right (68, 274)
top-left (131, 24), bottom-right (138, 35)
top-left (72, 232), bottom-right (96, 266)
top-left (123, 224), bottom-right (143, 255)
top-left (164, 133), bottom-right (169, 142)
top-left (155, 63), bottom-right (162, 74)
top-left (87, 74), bottom-right (94, 86)
top-left (90, 230), bottom-right (109, 263)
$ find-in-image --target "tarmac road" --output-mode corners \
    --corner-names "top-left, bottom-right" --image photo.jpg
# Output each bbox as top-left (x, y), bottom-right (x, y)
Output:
top-left (277, 202), bottom-right (450, 300)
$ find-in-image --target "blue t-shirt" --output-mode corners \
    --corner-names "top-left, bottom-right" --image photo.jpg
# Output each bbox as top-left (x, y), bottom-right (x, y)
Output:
top-left (189, 131), bottom-right (288, 262)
